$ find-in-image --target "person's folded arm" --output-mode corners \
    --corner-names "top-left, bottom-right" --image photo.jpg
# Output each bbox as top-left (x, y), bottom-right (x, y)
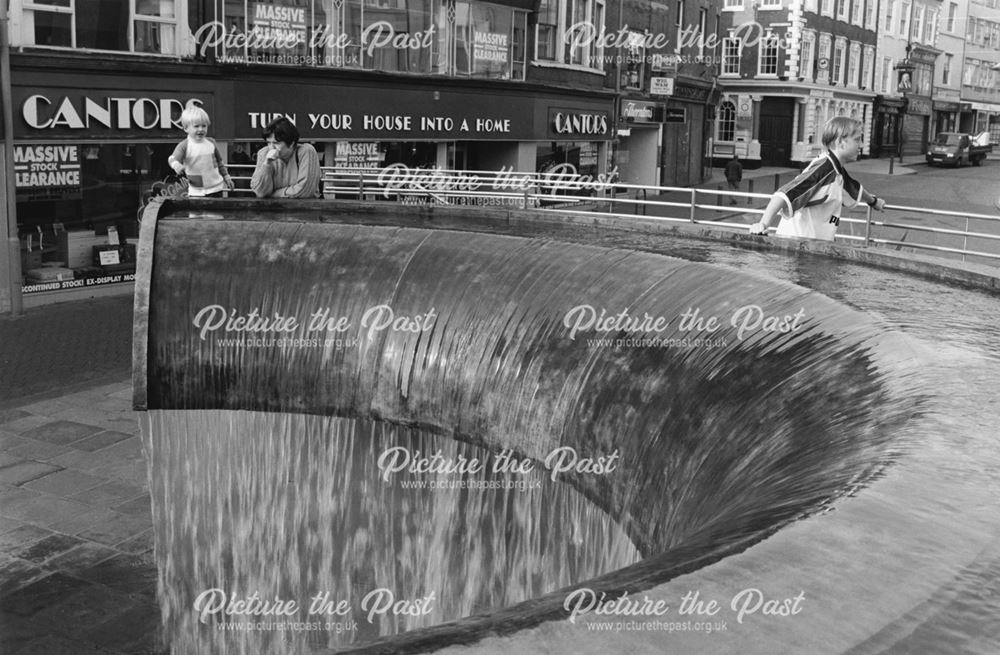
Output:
top-left (274, 146), bottom-right (320, 198)
top-left (250, 150), bottom-right (275, 198)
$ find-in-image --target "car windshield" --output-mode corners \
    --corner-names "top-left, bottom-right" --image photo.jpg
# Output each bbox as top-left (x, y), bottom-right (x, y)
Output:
top-left (934, 134), bottom-right (962, 145)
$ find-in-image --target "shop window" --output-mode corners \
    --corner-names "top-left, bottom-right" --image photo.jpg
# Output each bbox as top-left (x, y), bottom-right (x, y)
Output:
top-left (15, 142), bottom-right (181, 292)
top-left (18, 0), bottom-right (180, 54)
top-left (717, 101), bottom-right (736, 142)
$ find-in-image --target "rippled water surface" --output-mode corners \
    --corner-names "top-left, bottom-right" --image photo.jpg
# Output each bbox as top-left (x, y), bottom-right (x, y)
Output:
top-left (138, 218), bottom-right (1000, 654)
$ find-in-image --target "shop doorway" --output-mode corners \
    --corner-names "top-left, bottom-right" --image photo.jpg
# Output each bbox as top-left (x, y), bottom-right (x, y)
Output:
top-left (759, 98), bottom-right (794, 167)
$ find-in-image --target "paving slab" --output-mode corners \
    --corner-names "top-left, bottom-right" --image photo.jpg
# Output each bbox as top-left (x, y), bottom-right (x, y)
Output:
top-left (0, 461), bottom-right (63, 487)
top-left (0, 571), bottom-right (92, 618)
top-left (73, 430), bottom-right (133, 453)
top-left (76, 512), bottom-right (153, 547)
top-left (68, 480), bottom-right (147, 508)
top-left (19, 420), bottom-right (106, 446)
top-left (8, 534), bottom-right (84, 565)
top-left (43, 540), bottom-right (120, 572)
top-left (22, 469), bottom-right (107, 497)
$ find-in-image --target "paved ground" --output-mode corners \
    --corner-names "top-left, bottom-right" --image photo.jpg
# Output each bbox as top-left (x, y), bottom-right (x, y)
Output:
top-left (0, 294), bottom-right (160, 655)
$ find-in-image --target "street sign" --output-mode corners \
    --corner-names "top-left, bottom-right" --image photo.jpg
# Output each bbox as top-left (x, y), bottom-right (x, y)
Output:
top-left (650, 77), bottom-right (675, 96)
top-left (663, 108), bottom-right (687, 123)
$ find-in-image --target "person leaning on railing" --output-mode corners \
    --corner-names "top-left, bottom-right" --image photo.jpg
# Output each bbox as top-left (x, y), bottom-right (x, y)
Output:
top-left (749, 117), bottom-right (886, 241)
top-left (250, 117), bottom-right (321, 199)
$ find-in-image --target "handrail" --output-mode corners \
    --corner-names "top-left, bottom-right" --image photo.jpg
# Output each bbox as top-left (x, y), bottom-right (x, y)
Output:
top-left (222, 164), bottom-right (1000, 267)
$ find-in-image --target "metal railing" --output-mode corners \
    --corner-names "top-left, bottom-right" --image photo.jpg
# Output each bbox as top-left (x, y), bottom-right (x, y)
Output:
top-left (225, 165), bottom-right (1000, 266)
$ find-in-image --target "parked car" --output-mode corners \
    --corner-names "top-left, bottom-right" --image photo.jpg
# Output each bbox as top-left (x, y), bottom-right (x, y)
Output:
top-left (926, 131), bottom-right (993, 167)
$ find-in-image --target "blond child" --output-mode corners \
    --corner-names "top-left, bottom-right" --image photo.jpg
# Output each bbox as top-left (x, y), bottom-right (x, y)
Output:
top-left (749, 117), bottom-right (886, 241)
top-left (168, 106), bottom-right (233, 197)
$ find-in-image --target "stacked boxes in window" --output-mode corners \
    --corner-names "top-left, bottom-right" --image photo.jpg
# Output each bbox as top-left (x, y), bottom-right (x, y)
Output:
top-left (58, 230), bottom-right (106, 269)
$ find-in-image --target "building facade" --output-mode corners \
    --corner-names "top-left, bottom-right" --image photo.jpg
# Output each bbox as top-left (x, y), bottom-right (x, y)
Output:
top-left (11, 0), bottom-right (716, 311)
top-left (713, 0), bottom-right (879, 167)
top-left (960, 0), bottom-right (1000, 141)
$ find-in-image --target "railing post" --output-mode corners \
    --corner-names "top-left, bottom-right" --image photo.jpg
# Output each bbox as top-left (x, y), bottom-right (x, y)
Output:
top-left (864, 205), bottom-right (872, 247)
top-left (963, 216), bottom-right (969, 263)
top-left (747, 178), bottom-right (754, 204)
top-left (690, 188), bottom-right (697, 223)
top-left (774, 173), bottom-right (781, 192)
top-left (716, 184), bottom-right (722, 208)
top-left (888, 157), bottom-right (894, 175)
top-left (358, 172), bottom-right (364, 199)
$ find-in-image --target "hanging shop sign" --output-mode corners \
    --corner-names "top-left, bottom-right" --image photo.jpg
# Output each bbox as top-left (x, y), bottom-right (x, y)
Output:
top-left (621, 100), bottom-right (665, 124)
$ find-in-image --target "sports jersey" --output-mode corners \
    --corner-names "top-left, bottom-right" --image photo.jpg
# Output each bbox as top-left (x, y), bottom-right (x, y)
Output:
top-left (773, 151), bottom-right (865, 241)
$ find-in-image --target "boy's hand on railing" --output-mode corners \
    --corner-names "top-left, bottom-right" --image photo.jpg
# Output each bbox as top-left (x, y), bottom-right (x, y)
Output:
top-left (748, 221), bottom-right (769, 235)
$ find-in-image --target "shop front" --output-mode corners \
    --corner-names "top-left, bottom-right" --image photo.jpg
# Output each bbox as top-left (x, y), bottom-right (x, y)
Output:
top-left (7, 66), bottom-right (614, 305)
top-left (228, 74), bottom-right (615, 184)
top-left (902, 96), bottom-right (932, 157)
top-left (9, 73), bottom-right (229, 306)
top-left (873, 96), bottom-right (906, 158)
top-left (615, 99), bottom-right (665, 188)
top-left (933, 100), bottom-right (961, 136)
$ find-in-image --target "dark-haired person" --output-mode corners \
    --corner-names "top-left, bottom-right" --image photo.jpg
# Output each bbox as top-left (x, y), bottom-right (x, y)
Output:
top-left (250, 117), bottom-right (321, 198)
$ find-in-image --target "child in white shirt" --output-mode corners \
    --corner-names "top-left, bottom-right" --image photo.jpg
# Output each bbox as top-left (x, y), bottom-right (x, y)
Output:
top-left (168, 106), bottom-right (233, 197)
top-left (749, 117), bottom-right (886, 241)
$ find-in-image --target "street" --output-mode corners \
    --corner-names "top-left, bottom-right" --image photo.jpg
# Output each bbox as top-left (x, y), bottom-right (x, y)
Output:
top-left (853, 158), bottom-right (1000, 263)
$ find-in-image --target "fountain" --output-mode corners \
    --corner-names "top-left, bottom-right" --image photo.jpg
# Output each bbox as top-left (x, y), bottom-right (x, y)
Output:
top-left (134, 198), bottom-right (1000, 654)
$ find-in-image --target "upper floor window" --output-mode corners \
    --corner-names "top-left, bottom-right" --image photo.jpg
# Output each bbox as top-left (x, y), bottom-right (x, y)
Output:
top-left (864, 0), bottom-right (875, 30)
top-left (758, 34), bottom-right (780, 76)
top-left (724, 0), bottom-right (744, 10)
top-left (946, 2), bottom-right (957, 32)
top-left (817, 33), bottom-right (831, 82)
top-left (759, 0), bottom-right (782, 8)
top-left (942, 52), bottom-right (953, 84)
top-left (832, 38), bottom-right (846, 84)
top-left (536, 0), bottom-right (605, 69)
top-left (851, 0), bottom-right (862, 25)
top-left (722, 37), bottom-right (741, 75)
top-left (18, 0), bottom-right (182, 54)
top-left (883, 1), bottom-right (895, 33)
top-left (622, 31), bottom-right (645, 89)
top-left (821, 0), bottom-right (834, 17)
top-left (837, 0), bottom-right (849, 21)
top-left (913, 5), bottom-right (925, 43)
top-left (799, 30), bottom-right (815, 81)
top-left (847, 42), bottom-right (860, 86)
top-left (861, 45), bottom-right (874, 88)
top-left (899, 1), bottom-right (910, 38)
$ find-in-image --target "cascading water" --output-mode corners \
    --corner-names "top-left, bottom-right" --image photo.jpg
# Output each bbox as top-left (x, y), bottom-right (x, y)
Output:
top-left (135, 200), bottom-right (931, 654)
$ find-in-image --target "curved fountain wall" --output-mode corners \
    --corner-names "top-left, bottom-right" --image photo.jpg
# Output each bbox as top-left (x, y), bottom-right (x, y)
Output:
top-left (134, 199), bottom-right (950, 654)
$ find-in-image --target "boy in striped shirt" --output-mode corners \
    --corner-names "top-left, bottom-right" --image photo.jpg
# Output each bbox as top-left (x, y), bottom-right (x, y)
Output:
top-left (749, 117), bottom-right (885, 241)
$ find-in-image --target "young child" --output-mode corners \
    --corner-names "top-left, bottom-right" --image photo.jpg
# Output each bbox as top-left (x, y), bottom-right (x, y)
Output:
top-left (749, 117), bottom-right (886, 241)
top-left (168, 106), bottom-right (234, 197)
